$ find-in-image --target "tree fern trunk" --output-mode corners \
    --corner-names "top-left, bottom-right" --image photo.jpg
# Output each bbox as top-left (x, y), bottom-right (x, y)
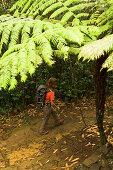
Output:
top-left (94, 55), bottom-right (108, 145)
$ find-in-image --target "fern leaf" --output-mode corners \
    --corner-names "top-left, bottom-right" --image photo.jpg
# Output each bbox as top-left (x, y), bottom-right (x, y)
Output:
top-left (39, 0), bottom-right (57, 11)
top-left (21, 0), bottom-right (33, 14)
top-left (10, 0), bottom-right (28, 12)
top-left (78, 34), bottom-right (113, 61)
top-left (32, 20), bottom-right (44, 37)
top-left (2, 44), bottom-right (23, 58)
top-left (18, 48), bottom-right (28, 82)
top-left (42, 2), bottom-right (62, 16)
top-left (34, 35), bottom-right (53, 65)
top-left (50, 7), bottom-right (68, 19)
top-left (26, 40), bottom-right (42, 75)
top-left (102, 52), bottom-right (113, 71)
top-left (0, 14), bottom-right (10, 22)
top-left (9, 23), bottom-right (24, 47)
top-left (21, 22), bottom-right (32, 43)
top-left (54, 24), bottom-right (84, 45)
top-left (70, 3), bottom-right (94, 12)
top-left (60, 11), bottom-right (74, 24)
top-left (0, 23), bottom-right (13, 53)
top-left (43, 30), bottom-right (67, 49)
top-left (64, 0), bottom-right (82, 7)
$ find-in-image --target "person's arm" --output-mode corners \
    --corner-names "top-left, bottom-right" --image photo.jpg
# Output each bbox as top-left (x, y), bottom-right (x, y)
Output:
top-left (51, 100), bottom-right (60, 111)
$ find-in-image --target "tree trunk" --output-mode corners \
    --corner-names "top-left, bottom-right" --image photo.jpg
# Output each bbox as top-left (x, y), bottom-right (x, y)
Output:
top-left (94, 55), bottom-right (108, 145)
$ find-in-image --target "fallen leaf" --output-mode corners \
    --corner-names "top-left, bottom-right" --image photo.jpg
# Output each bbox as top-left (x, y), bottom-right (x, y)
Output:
top-left (61, 148), bottom-right (67, 152)
top-left (69, 155), bottom-right (73, 162)
top-left (85, 142), bottom-right (91, 146)
top-left (53, 149), bottom-right (58, 154)
top-left (65, 157), bottom-right (69, 160)
top-left (71, 158), bottom-right (79, 162)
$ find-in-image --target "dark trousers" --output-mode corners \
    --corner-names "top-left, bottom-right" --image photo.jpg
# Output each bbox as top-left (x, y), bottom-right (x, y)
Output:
top-left (40, 106), bottom-right (60, 132)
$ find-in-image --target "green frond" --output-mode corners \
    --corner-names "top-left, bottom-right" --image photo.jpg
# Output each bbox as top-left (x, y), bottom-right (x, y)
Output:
top-left (39, 0), bottom-right (57, 11)
top-left (18, 48), bottom-right (28, 82)
top-left (21, 0), bottom-right (33, 14)
top-left (26, 40), bottom-right (42, 75)
top-left (0, 25), bottom-right (4, 35)
top-left (34, 35), bottom-right (53, 65)
top-left (54, 24), bottom-right (84, 45)
top-left (78, 34), bottom-right (113, 61)
top-left (60, 11), bottom-right (74, 24)
top-left (50, 7), bottom-right (68, 19)
top-left (2, 44), bottom-right (23, 58)
top-left (0, 23), bottom-right (13, 53)
top-left (43, 30), bottom-right (67, 50)
top-left (70, 3), bottom-right (95, 12)
top-left (64, 0), bottom-right (82, 7)
top-left (9, 23), bottom-right (24, 47)
top-left (0, 14), bottom-right (10, 22)
top-left (10, 0), bottom-right (28, 12)
top-left (102, 52), bottom-right (113, 71)
top-left (42, 2), bottom-right (62, 16)
top-left (76, 13), bottom-right (89, 19)
top-left (32, 20), bottom-right (44, 36)
top-left (21, 22), bottom-right (33, 43)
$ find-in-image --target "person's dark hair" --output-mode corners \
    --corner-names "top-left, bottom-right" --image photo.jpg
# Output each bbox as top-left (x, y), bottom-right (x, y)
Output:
top-left (46, 77), bottom-right (57, 90)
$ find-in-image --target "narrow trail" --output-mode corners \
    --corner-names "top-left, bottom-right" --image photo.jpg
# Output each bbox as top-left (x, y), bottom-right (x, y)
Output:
top-left (0, 98), bottom-right (112, 169)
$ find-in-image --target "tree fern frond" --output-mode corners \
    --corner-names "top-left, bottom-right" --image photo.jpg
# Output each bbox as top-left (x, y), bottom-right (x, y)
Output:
top-left (76, 13), bottom-right (89, 19)
top-left (64, 0), bottom-right (82, 7)
top-left (10, 0), bottom-right (28, 12)
top-left (60, 11), bottom-right (74, 24)
top-left (70, 3), bottom-right (95, 12)
top-left (18, 48), bottom-right (28, 82)
top-left (42, 2), bottom-right (62, 16)
top-left (43, 30), bottom-right (67, 49)
top-left (0, 14), bottom-right (10, 22)
top-left (78, 34), bottom-right (113, 61)
top-left (50, 7), bottom-right (68, 19)
top-left (21, 0), bottom-right (33, 14)
top-left (2, 44), bottom-right (23, 58)
top-left (9, 23), bottom-right (24, 47)
top-left (0, 25), bottom-right (4, 35)
top-left (39, 0), bottom-right (57, 12)
top-left (102, 52), bottom-right (113, 71)
top-left (21, 22), bottom-right (33, 43)
top-left (34, 35), bottom-right (53, 65)
top-left (0, 23), bottom-right (13, 53)
top-left (54, 24), bottom-right (84, 45)
top-left (26, 40), bottom-right (42, 75)
top-left (32, 20), bottom-right (44, 36)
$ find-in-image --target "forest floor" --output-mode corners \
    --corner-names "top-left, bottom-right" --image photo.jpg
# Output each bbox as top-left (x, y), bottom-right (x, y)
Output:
top-left (0, 96), bottom-right (113, 170)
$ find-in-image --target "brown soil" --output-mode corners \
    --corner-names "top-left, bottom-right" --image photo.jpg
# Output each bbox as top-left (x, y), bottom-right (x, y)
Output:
top-left (0, 97), bottom-right (113, 170)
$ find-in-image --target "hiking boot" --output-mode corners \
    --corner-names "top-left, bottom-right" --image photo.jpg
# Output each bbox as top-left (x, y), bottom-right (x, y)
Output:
top-left (40, 130), bottom-right (49, 135)
top-left (56, 119), bottom-right (64, 126)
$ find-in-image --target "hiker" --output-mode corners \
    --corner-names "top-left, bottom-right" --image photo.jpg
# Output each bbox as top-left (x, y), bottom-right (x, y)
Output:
top-left (40, 77), bottom-right (64, 135)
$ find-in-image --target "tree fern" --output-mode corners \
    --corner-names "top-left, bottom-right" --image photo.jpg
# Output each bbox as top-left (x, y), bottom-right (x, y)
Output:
top-left (78, 34), bottom-right (113, 61)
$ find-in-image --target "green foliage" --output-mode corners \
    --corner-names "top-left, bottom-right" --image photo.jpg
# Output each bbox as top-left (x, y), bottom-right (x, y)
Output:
top-left (79, 34), bottom-right (113, 62)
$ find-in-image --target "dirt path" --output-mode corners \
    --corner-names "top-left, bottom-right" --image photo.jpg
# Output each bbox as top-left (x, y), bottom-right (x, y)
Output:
top-left (0, 98), bottom-right (112, 169)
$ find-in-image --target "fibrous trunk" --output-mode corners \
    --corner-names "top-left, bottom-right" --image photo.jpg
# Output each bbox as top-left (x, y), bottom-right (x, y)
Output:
top-left (94, 55), bottom-right (108, 145)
